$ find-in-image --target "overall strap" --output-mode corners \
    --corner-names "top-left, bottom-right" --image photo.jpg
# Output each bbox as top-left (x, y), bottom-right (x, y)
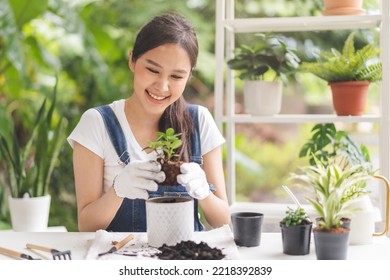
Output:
top-left (95, 105), bottom-right (130, 165)
top-left (187, 104), bottom-right (206, 231)
top-left (187, 104), bottom-right (202, 165)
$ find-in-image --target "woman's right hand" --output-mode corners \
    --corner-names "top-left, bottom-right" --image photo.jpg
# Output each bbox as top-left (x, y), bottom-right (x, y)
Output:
top-left (113, 160), bottom-right (165, 200)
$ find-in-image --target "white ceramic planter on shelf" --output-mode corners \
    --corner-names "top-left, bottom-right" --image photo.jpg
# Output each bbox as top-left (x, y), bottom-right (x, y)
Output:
top-left (8, 194), bottom-right (51, 232)
top-left (146, 197), bottom-right (194, 247)
top-left (243, 80), bottom-right (282, 116)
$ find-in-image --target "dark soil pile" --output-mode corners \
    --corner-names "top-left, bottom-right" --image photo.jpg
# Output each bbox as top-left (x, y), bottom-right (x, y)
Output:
top-left (153, 240), bottom-right (225, 260)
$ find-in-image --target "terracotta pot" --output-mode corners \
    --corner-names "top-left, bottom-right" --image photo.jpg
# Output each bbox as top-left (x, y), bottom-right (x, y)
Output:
top-left (329, 81), bottom-right (370, 116)
top-left (323, 0), bottom-right (365, 15)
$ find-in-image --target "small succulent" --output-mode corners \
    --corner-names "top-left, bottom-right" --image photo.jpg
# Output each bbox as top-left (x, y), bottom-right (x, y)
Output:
top-left (280, 207), bottom-right (311, 227)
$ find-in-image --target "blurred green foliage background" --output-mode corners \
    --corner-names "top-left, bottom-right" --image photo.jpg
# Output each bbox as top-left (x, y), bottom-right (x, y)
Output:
top-left (0, 0), bottom-right (381, 231)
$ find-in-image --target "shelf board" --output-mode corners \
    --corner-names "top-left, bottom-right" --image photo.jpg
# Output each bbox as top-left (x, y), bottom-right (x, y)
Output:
top-left (221, 114), bottom-right (381, 123)
top-left (224, 15), bottom-right (382, 33)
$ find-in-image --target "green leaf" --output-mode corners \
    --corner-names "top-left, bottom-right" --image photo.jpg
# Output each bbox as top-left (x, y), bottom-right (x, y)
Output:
top-left (0, 0), bottom-right (25, 73)
top-left (9, 0), bottom-right (49, 28)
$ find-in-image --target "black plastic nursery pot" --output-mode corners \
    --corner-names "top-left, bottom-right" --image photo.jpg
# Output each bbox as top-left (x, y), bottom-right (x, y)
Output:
top-left (280, 223), bottom-right (312, 255)
top-left (313, 228), bottom-right (350, 260)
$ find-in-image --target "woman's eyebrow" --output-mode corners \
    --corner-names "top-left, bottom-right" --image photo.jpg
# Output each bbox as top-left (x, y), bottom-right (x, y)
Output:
top-left (145, 58), bottom-right (189, 74)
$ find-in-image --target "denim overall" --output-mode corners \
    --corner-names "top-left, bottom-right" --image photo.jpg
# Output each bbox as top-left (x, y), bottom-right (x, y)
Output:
top-left (95, 104), bottom-right (214, 232)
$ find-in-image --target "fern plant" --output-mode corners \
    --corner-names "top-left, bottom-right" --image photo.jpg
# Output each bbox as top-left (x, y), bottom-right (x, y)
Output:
top-left (300, 32), bottom-right (382, 82)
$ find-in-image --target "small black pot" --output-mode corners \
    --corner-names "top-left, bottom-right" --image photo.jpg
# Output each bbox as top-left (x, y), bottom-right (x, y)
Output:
top-left (313, 228), bottom-right (350, 260)
top-left (280, 222), bottom-right (312, 255)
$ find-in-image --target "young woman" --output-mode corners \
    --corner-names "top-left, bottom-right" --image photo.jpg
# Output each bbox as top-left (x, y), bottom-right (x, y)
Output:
top-left (67, 13), bottom-right (230, 232)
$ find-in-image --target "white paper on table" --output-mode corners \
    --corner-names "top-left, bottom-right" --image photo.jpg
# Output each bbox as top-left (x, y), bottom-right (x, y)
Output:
top-left (85, 224), bottom-right (240, 260)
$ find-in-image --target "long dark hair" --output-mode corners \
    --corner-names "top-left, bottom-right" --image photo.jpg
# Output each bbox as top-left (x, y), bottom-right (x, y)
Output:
top-left (132, 13), bottom-right (199, 161)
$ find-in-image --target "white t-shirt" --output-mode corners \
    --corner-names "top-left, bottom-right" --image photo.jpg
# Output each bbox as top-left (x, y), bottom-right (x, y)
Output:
top-left (67, 99), bottom-right (225, 193)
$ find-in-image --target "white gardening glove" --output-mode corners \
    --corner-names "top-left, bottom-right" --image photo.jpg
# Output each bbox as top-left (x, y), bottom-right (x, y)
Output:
top-left (113, 160), bottom-right (165, 200)
top-left (177, 162), bottom-right (210, 200)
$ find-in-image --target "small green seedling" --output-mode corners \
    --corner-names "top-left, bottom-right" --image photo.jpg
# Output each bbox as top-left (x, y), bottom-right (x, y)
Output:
top-left (143, 128), bottom-right (182, 162)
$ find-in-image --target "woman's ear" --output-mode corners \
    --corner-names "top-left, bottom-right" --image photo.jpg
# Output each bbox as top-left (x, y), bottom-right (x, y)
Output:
top-left (128, 50), bottom-right (135, 72)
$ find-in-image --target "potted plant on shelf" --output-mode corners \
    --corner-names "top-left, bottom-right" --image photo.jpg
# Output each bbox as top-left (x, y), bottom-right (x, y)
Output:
top-left (300, 32), bottom-right (382, 116)
top-left (280, 206), bottom-right (312, 255)
top-left (291, 156), bottom-right (373, 259)
top-left (143, 127), bottom-right (183, 186)
top-left (322, 0), bottom-right (365, 16)
top-left (227, 33), bottom-right (300, 116)
top-left (0, 81), bottom-right (68, 231)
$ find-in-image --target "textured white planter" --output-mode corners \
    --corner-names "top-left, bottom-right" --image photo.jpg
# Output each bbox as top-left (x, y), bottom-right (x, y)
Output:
top-left (146, 197), bottom-right (194, 247)
top-left (243, 80), bottom-right (282, 115)
top-left (8, 194), bottom-right (51, 232)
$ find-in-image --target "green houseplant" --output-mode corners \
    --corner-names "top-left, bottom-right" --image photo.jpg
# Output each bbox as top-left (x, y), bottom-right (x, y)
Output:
top-left (298, 123), bottom-right (390, 245)
top-left (280, 207), bottom-right (312, 255)
top-left (299, 123), bottom-right (373, 172)
top-left (300, 32), bottom-right (382, 116)
top-left (143, 128), bottom-right (183, 186)
top-left (227, 33), bottom-right (301, 84)
top-left (227, 33), bottom-right (300, 115)
top-left (291, 157), bottom-right (372, 259)
top-left (0, 80), bottom-right (68, 231)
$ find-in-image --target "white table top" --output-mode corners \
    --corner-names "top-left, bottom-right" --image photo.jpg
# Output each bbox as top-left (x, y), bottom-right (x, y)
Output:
top-left (1, 230), bottom-right (390, 260)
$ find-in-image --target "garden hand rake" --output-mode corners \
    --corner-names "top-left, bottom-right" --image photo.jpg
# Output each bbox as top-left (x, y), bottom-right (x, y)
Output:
top-left (26, 243), bottom-right (71, 260)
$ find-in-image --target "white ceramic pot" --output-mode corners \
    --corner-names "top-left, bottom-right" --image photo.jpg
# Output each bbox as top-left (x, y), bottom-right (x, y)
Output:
top-left (146, 197), bottom-right (194, 247)
top-left (8, 194), bottom-right (51, 232)
top-left (243, 80), bottom-right (282, 115)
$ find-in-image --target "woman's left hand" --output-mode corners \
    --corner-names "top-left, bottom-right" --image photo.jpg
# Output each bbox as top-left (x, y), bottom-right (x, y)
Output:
top-left (177, 162), bottom-right (210, 200)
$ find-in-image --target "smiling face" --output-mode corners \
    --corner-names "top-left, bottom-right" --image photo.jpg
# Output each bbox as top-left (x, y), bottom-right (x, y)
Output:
top-left (129, 43), bottom-right (192, 116)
